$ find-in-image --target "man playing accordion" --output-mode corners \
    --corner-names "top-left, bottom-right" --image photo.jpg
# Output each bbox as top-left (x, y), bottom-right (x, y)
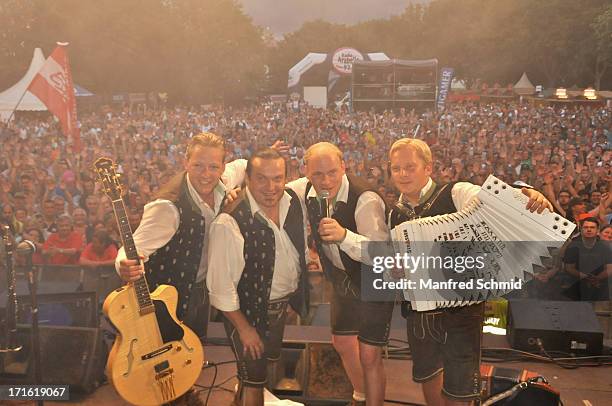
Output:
top-left (386, 138), bottom-right (553, 406)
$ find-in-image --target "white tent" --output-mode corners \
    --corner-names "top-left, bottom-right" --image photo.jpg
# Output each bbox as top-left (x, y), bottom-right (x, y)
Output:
top-left (75, 84), bottom-right (95, 97)
top-left (451, 78), bottom-right (467, 90)
top-left (287, 51), bottom-right (390, 89)
top-left (0, 48), bottom-right (47, 121)
top-left (288, 53), bottom-right (328, 88)
top-left (513, 72), bottom-right (535, 95)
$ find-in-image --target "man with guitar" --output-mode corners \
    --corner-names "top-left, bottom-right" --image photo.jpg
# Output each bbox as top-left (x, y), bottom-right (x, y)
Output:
top-left (116, 132), bottom-right (247, 405)
top-left (207, 148), bottom-right (309, 406)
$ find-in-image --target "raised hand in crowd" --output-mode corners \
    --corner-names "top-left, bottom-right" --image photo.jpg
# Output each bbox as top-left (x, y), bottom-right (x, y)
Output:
top-left (270, 139), bottom-right (291, 157)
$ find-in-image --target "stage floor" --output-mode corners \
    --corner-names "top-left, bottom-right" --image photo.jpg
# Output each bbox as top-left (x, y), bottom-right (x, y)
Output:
top-left (27, 322), bottom-right (612, 406)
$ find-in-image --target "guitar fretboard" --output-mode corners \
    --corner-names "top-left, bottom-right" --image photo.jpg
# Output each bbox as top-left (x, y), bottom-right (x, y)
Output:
top-left (112, 199), bottom-right (154, 314)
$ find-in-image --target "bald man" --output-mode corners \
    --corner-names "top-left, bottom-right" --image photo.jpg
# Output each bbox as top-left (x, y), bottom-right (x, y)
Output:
top-left (285, 142), bottom-right (392, 406)
top-left (224, 142), bottom-right (393, 404)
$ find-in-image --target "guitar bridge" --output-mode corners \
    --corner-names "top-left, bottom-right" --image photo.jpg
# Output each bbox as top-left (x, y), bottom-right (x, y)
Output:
top-left (155, 368), bottom-right (176, 402)
top-left (156, 367), bottom-right (174, 379)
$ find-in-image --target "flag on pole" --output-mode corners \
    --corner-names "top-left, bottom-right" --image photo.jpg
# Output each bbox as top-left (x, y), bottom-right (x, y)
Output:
top-left (27, 42), bottom-right (81, 151)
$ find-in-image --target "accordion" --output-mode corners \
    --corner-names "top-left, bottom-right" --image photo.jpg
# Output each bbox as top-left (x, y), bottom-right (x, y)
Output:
top-left (390, 175), bottom-right (575, 312)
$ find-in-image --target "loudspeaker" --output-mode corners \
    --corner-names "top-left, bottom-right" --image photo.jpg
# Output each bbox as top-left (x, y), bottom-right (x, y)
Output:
top-left (16, 291), bottom-right (98, 328)
top-left (0, 324), bottom-right (106, 393)
top-left (80, 265), bottom-right (122, 304)
top-left (269, 342), bottom-right (352, 405)
top-left (507, 300), bottom-right (603, 355)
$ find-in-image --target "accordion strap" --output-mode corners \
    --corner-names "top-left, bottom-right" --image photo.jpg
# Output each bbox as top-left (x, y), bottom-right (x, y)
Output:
top-left (390, 182), bottom-right (453, 226)
top-left (417, 183), bottom-right (452, 219)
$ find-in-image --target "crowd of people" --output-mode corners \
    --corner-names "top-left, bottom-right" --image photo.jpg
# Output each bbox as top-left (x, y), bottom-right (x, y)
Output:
top-left (0, 99), bottom-right (610, 406)
top-left (1, 100), bottom-right (609, 267)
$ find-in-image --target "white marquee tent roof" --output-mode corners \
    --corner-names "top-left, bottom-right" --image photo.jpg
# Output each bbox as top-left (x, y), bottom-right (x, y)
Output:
top-left (0, 48), bottom-right (95, 120)
top-left (451, 78), bottom-right (467, 90)
top-left (513, 72), bottom-right (535, 95)
top-left (0, 48), bottom-right (48, 120)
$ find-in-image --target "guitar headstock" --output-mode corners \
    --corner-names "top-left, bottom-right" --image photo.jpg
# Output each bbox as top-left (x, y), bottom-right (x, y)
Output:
top-left (93, 157), bottom-right (123, 200)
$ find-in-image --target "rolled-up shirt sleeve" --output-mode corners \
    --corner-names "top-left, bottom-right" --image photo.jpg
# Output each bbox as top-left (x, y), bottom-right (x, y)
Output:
top-left (221, 158), bottom-right (248, 189)
top-left (339, 191), bottom-right (389, 263)
top-left (206, 213), bottom-right (246, 312)
top-left (115, 199), bottom-right (179, 273)
top-left (451, 182), bottom-right (481, 211)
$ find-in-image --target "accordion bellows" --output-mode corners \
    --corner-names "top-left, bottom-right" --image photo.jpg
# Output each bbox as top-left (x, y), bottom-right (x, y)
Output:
top-left (391, 175), bottom-right (576, 312)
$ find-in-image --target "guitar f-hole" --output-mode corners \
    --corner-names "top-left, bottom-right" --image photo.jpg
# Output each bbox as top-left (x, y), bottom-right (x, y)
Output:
top-left (122, 338), bottom-right (138, 377)
top-left (181, 338), bottom-right (196, 353)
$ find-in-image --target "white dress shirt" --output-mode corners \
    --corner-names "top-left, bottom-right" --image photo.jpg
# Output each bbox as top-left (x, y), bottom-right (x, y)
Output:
top-left (451, 182), bottom-right (481, 210)
top-left (206, 188), bottom-right (301, 312)
top-left (287, 175), bottom-right (388, 270)
top-left (115, 159), bottom-right (247, 283)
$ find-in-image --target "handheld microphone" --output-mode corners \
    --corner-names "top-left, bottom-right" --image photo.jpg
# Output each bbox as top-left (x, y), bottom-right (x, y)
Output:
top-left (320, 190), bottom-right (330, 218)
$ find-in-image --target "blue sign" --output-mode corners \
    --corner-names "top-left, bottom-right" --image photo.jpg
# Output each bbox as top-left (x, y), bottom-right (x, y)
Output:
top-left (437, 67), bottom-right (454, 111)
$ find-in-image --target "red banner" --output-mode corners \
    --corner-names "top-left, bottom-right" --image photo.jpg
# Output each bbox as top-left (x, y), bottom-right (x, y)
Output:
top-left (27, 42), bottom-right (81, 151)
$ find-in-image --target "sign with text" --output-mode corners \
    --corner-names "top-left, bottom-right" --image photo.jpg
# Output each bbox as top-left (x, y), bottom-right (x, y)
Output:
top-left (331, 47), bottom-right (364, 75)
top-left (437, 67), bottom-right (454, 111)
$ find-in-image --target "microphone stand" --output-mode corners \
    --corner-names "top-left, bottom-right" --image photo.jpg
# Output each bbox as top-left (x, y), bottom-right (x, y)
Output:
top-left (17, 240), bottom-right (43, 406)
top-left (1, 225), bottom-right (22, 354)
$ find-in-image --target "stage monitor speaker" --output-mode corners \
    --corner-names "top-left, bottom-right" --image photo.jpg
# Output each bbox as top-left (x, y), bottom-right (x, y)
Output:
top-left (0, 324), bottom-right (106, 393)
top-left (507, 300), bottom-right (603, 356)
top-left (16, 291), bottom-right (98, 328)
top-left (80, 266), bottom-right (122, 304)
top-left (269, 342), bottom-right (352, 405)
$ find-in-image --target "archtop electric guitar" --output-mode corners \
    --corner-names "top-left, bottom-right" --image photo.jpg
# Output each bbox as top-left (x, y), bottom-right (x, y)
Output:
top-left (94, 157), bottom-right (204, 405)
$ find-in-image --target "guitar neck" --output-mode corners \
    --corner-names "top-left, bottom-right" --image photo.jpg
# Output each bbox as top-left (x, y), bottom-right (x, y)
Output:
top-left (111, 198), bottom-right (155, 314)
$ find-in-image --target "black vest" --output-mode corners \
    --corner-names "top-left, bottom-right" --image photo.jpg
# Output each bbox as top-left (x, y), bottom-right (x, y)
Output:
top-left (388, 181), bottom-right (457, 317)
top-left (146, 175), bottom-right (206, 320)
top-left (305, 175), bottom-right (386, 297)
top-left (388, 182), bottom-right (457, 228)
top-left (227, 188), bottom-right (308, 335)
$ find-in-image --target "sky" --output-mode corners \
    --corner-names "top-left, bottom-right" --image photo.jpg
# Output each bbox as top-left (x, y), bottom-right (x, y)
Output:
top-left (238, 0), bottom-right (428, 36)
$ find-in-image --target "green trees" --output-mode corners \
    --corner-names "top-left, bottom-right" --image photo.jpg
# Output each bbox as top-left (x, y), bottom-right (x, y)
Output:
top-left (1, 0), bottom-right (609, 102)
top-left (0, 0), bottom-right (265, 103)
top-left (590, 4), bottom-right (612, 89)
top-left (266, 0), bottom-right (612, 91)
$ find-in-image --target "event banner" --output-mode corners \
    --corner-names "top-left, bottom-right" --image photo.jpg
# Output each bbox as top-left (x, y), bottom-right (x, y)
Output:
top-left (437, 67), bottom-right (454, 111)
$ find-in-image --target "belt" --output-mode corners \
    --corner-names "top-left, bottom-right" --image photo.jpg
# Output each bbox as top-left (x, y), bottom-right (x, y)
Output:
top-left (268, 294), bottom-right (291, 311)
